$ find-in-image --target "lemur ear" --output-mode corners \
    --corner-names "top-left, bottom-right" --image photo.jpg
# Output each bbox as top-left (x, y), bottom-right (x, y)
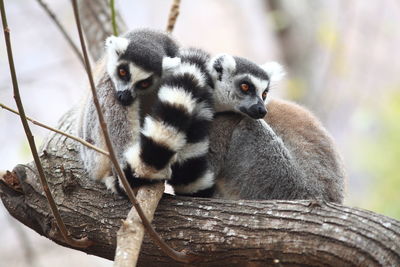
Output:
top-left (105, 35), bottom-right (129, 56)
top-left (260, 61), bottom-right (285, 84)
top-left (162, 56), bottom-right (181, 74)
top-left (208, 54), bottom-right (236, 80)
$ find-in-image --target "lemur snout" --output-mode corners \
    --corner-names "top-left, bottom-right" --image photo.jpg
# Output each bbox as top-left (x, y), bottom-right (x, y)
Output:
top-left (248, 103), bottom-right (267, 119)
top-left (115, 90), bottom-right (135, 106)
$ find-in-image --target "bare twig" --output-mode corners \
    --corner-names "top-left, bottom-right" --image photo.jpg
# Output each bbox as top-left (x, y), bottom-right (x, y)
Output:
top-left (114, 182), bottom-right (165, 266)
top-left (0, 0), bottom-right (92, 248)
top-left (0, 103), bottom-right (109, 156)
top-left (109, 0), bottom-right (118, 36)
top-left (70, 0), bottom-right (198, 263)
top-left (35, 0), bottom-right (84, 66)
top-left (166, 0), bottom-right (181, 33)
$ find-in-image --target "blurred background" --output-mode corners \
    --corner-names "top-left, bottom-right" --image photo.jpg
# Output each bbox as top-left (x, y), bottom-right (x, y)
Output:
top-left (1, 0), bottom-right (400, 266)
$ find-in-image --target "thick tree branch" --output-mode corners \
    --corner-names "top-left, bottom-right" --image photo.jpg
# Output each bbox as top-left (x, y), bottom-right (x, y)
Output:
top-left (1, 112), bottom-right (399, 266)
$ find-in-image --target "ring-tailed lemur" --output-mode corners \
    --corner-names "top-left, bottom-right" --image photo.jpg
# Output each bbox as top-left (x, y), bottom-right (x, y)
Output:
top-left (123, 48), bottom-right (216, 197)
top-left (77, 29), bottom-right (179, 191)
top-left (205, 54), bottom-right (345, 203)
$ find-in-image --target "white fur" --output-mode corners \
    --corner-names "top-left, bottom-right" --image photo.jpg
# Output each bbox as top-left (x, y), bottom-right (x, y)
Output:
top-left (158, 86), bottom-right (196, 113)
top-left (130, 63), bottom-right (152, 85)
top-left (260, 61), bottom-right (285, 84)
top-left (176, 140), bottom-right (210, 163)
top-left (193, 101), bottom-right (214, 121)
top-left (175, 63), bottom-right (206, 87)
top-left (124, 143), bottom-right (172, 180)
top-left (104, 176), bottom-right (117, 193)
top-left (105, 36), bottom-right (129, 55)
top-left (209, 54), bottom-right (236, 75)
top-left (173, 170), bottom-right (214, 194)
top-left (162, 57), bottom-right (181, 73)
top-left (249, 75), bottom-right (270, 100)
top-left (141, 117), bottom-right (186, 151)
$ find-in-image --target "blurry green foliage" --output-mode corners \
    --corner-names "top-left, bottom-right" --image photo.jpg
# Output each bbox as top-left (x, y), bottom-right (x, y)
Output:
top-left (357, 91), bottom-right (400, 219)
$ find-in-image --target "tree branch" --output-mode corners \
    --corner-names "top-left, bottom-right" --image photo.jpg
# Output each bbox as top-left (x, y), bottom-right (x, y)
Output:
top-left (166, 0), bottom-right (181, 33)
top-left (1, 113), bottom-right (399, 265)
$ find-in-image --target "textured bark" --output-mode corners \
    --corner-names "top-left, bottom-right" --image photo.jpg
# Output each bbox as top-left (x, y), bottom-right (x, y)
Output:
top-left (1, 110), bottom-right (400, 266)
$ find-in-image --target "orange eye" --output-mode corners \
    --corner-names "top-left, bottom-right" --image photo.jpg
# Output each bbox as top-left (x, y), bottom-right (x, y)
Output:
top-left (240, 83), bottom-right (250, 92)
top-left (119, 68), bottom-right (127, 77)
top-left (262, 91), bottom-right (268, 100)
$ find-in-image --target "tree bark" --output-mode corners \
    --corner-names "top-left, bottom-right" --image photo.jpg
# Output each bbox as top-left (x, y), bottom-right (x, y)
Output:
top-left (1, 109), bottom-right (399, 266)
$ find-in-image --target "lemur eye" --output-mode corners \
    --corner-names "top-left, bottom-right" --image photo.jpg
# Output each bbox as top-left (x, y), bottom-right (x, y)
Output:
top-left (117, 66), bottom-right (130, 81)
top-left (119, 68), bottom-right (127, 77)
top-left (262, 91), bottom-right (268, 100)
top-left (139, 80), bottom-right (150, 88)
top-left (137, 77), bottom-right (153, 89)
top-left (240, 83), bottom-right (250, 92)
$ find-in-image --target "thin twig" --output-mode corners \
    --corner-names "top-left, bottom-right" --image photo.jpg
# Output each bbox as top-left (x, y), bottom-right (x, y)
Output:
top-left (110, 0), bottom-right (118, 36)
top-left (35, 0), bottom-right (84, 66)
top-left (71, 0), bottom-right (197, 263)
top-left (166, 0), bottom-right (181, 33)
top-left (0, 103), bottom-right (109, 156)
top-left (0, 0), bottom-right (92, 248)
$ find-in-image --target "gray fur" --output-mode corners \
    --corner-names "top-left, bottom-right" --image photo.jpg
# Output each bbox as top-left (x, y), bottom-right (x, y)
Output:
top-left (77, 29), bottom-right (179, 190)
top-left (208, 54), bottom-right (345, 203)
top-left (233, 56), bottom-right (269, 80)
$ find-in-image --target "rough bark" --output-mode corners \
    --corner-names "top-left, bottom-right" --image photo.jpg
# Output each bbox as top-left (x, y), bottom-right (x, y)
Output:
top-left (1, 109), bottom-right (399, 266)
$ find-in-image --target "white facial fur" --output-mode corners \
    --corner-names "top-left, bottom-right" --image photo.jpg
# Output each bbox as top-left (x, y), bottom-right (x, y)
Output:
top-left (105, 35), bottom-right (153, 96)
top-left (207, 54), bottom-right (238, 112)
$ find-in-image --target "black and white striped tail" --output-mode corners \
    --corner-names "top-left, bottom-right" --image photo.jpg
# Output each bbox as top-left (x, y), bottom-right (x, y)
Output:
top-left (124, 48), bottom-right (215, 197)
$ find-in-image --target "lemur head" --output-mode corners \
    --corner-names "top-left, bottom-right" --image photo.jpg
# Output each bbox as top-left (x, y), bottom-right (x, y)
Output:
top-left (208, 54), bottom-right (284, 119)
top-left (105, 29), bottom-right (179, 106)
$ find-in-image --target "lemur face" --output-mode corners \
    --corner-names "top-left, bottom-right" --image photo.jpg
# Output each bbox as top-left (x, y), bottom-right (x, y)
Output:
top-left (209, 54), bottom-right (284, 119)
top-left (105, 36), bottom-right (162, 106)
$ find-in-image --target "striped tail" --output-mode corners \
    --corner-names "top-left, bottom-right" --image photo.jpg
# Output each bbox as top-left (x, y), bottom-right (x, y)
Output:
top-left (123, 48), bottom-right (215, 197)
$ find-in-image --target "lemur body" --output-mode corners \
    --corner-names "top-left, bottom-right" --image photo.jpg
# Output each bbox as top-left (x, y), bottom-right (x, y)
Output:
top-left (77, 29), bottom-right (179, 190)
top-left (77, 29), bottom-right (344, 202)
top-left (205, 54), bottom-right (345, 203)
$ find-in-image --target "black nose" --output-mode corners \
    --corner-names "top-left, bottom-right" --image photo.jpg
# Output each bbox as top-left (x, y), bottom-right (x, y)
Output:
top-left (115, 90), bottom-right (135, 106)
top-left (257, 106), bottom-right (267, 117)
top-left (248, 104), bottom-right (267, 119)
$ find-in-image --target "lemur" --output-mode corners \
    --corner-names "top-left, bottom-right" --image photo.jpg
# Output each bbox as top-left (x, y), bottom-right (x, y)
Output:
top-left (76, 29), bottom-right (180, 191)
top-left (123, 48), bottom-right (216, 197)
top-left (204, 54), bottom-right (345, 203)
top-left (77, 28), bottom-right (344, 202)
top-left (119, 50), bottom-right (344, 202)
